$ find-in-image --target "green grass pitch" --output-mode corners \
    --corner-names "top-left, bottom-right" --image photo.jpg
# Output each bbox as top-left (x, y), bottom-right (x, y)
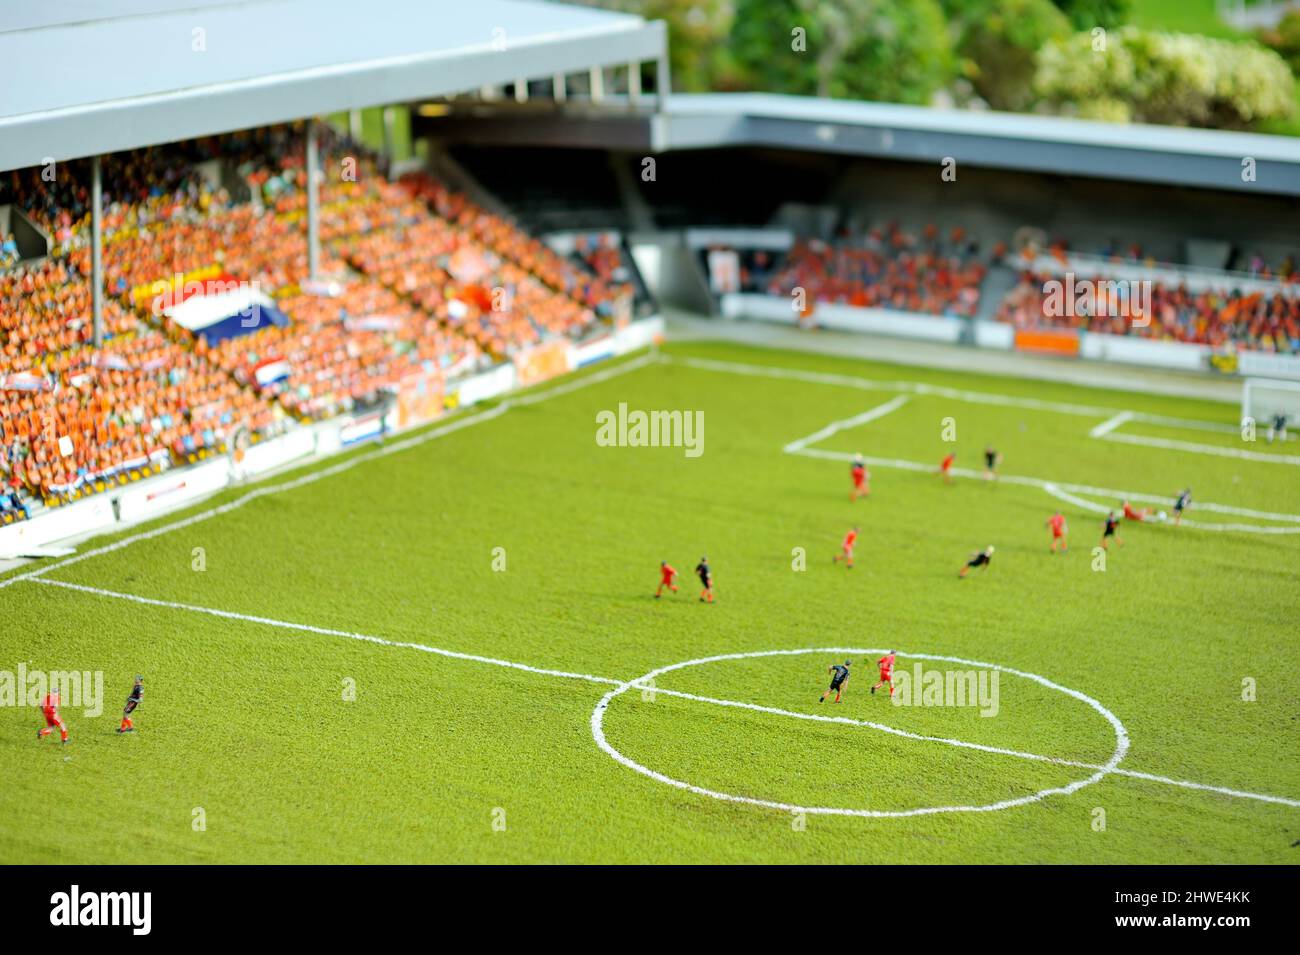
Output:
top-left (2, 339), bottom-right (1297, 864)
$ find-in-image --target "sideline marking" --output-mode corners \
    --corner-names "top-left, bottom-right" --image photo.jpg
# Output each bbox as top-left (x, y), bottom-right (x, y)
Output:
top-left (1090, 410), bottom-right (1134, 438)
top-left (0, 352), bottom-right (655, 591)
top-left (11, 349), bottom-right (1300, 813)
top-left (792, 448), bottom-right (1300, 534)
top-left (29, 577), bottom-right (1300, 812)
top-left (671, 352), bottom-right (1300, 476)
top-left (1097, 430), bottom-right (1300, 466)
top-left (777, 395), bottom-right (1300, 533)
top-left (784, 396), bottom-right (909, 453)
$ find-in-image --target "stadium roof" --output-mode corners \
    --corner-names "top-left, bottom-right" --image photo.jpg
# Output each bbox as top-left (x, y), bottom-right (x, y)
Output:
top-left (0, 0), bottom-right (666, 173)
top-left (424, 91), bottom-right (1300, 196)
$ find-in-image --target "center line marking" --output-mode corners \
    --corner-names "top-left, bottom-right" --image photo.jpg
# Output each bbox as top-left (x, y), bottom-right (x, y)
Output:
top-left (28, 576), bottom-right (1300, 811)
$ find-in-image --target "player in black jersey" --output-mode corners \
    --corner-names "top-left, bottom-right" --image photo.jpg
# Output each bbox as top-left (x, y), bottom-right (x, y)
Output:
top-left (695, 557), bottom-right (714, 603)
top-left (983, 446), bottom-right (1001, 481)
top-left (1267, 413), bottom-right (1288, 444)
top-left (819, 660), bottom-right (851, 704)
top-left (958, 545), bottom-right (994, 578)
top-left (117, 675), bottom-right (143, 734)
top-left (1100, 511), bottom-right (1123, 550)
top-left (1173, 488), bottom-right (1192, 526)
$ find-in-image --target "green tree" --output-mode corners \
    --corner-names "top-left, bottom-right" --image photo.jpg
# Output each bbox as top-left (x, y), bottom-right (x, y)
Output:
top-left (941, 0), bottom-right (1072, 110)
top-left (573, 0), bottom-right (735, 92)
top-left (729, 0), bottom-right (954, 104)
top-left (1258, 10), bottom-right (1300, 74)
top-left (1035, 27), bottom-right (1296, 129)
top-left (1049, 0), bottom-right (1130, 31)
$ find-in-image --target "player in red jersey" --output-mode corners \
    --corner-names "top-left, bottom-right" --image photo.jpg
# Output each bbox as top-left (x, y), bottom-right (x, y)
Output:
top-left (655, 561), bottom-right (679, 599)
top-left (939, 452), bottom-right (956, 484)
top-left (850, 453), bottom-right (870, 501)
top-left (832, 526), bottom-right (859, 569)
top-left (1122, 500), bottom-right (1153, 522)
top-left (871, 652), bottom-right (897, 697)
top-left (1046, 511), bottom-right (1068, 553)
top-left (37, 689), bottom-right (69, 744)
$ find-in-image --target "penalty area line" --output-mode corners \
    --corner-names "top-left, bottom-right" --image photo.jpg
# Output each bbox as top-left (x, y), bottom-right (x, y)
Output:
top-left (789, 447), bottom-right (1300, 533)
top-left (26, 577), bottom-right (1300, 811)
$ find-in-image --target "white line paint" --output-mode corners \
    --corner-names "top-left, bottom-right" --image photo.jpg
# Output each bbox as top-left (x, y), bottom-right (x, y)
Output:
top-left (1090, 410), bottom-right (1135, 438)
top-left (12, 349), bottom-right (1300, 815)
top-left (666, 354), bottom-right (1120, 418)
top-left (666, 353), bottom-right (1256, 435)
top-left (592, 646), bottom-right (1127, 818)
top-left (1098, 430), bottom-right (1300, 466)
top-left (670, 353), bottom-right (1300, 470)
top-left (789, 445), bottom-right (1300, 533)
top-left (0, 353), bottom-right (656, 591)
top-left (609, 680), bottom-right (1300, 809)
top-left (1131, 412), bottom-right (1249, 437)
top-left (783, 396), bottom-right (909, 453)
top-left (31, 577), bottom-right (626, 688)
top-left (31, 578), bottom-right (1300, 811)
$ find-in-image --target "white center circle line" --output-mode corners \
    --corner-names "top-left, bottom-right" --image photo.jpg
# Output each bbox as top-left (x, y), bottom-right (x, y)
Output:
top-left (591, 647), bottom-right (1130, 818)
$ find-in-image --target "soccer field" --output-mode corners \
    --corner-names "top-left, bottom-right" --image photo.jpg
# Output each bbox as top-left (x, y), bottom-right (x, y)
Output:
top-left (2, 340), bottom-right (1297, 864)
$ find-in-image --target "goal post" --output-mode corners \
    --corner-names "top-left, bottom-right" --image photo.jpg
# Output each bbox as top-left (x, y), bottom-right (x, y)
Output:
top-left (1242, 377), bottom-right (1300, 429)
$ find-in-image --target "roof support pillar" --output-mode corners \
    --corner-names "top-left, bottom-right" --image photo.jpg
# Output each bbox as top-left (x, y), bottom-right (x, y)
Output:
top-left (306, 118), bottom-right (321, 281)
top-left (655, 53), bottom-right (670, 111)
top-left (589, 65), bottom-right (604, 103)
top-left (91, 154), bottom-right (104, 348)
top-left (382, 106), bottom-right (396, 162)
top-left (553, 74), bottom-right (567, 103)
top-left (628, 61), bottom-right (641, 108)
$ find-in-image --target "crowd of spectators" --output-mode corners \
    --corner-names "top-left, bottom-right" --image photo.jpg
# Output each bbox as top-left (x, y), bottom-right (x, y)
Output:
top-left (997, 270), bottom-right (1300, 354)
top-left (0, 310), bottom-right (281, 504)
top-left (199, 280), bottom-right (478, 422)
top-left (1, 127), bottom-right (626, 517)
top-left (765, 225), bottom-right (986, 318)
top-left (2, 260), bottom-right (135, 367)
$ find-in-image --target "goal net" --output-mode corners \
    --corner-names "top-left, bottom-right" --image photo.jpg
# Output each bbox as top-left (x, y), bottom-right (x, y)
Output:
top-left (1242, 378), bottom-right (1300, 430)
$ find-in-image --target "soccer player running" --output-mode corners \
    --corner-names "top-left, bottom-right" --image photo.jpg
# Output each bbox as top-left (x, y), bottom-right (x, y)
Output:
top-left (983, 446), bottom-right (1001, 481)
top-left (1046, 511), bottom-right (1068, 553)
top-left (832, 526), bottom-right (859, 569)
top-left (1173, 488), bottom-right (1192, 526)
top-left (819, 660), bottom-right (851, 704)
top-left (871, 651), bottom-right (897, 697)
top-left (37, 689), bottom-right (69, 744)
top-left (850, 453), bottom-right (870, 501)
top-left (118, 675), bottom-right (143, 733)
top-left (695, 557), bottom-right (715, 603)
top-left (655, 561), bottom-right (679, 599)
top-left (1100, 511), bottom-right (1123, 550)
top-left (939, 452), bottom-right (956, 484)
top-left (958, 545), bottom-right (994, 578)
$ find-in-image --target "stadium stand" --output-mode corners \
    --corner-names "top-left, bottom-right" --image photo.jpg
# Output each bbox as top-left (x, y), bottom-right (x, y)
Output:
top-left (0, 125), bottom-right (633, 519)
top-left (998, 269), bottom-right (1300, 354)
top-left (762, 226), bottom-right (986, 319)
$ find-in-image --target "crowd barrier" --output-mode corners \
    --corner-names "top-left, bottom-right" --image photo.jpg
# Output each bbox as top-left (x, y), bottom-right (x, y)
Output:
top-left (0, 317), bottom-right (664, 558)
top-left (720, 293), bottom-right (964, 343)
